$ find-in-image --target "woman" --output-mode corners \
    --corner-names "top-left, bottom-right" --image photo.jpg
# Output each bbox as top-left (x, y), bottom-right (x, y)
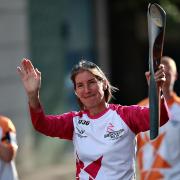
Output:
top-left (17, 58), bottom-right (169, 180)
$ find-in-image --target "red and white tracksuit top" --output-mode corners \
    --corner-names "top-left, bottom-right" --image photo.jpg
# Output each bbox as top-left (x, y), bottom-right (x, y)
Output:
top-left (29, 99), bottom-right (169, 180)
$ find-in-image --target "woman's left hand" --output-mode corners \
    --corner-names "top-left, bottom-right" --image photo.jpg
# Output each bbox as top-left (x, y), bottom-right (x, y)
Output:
top-left (154, 64), bottom-right (166, 89)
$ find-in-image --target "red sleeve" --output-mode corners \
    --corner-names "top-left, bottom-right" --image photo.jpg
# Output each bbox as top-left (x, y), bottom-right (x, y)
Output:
top-left (117, 96), bottom-right (169, 134)
top-left (29, 104), bottom-right (74, 140)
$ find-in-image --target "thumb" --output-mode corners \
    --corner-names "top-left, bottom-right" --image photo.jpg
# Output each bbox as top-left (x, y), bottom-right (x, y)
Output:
top-left (145, 71), bottom-right (150, 86)
top-left (145, 71), bottom-right (150, 80)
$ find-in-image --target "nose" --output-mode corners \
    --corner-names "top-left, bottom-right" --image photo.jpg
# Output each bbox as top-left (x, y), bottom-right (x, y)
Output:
top-left (84, 84), bottom-right (90, 93)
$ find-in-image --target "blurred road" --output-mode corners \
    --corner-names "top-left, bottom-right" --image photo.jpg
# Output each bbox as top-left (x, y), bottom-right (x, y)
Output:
top-left (20, 163), bottom-right (75, 180)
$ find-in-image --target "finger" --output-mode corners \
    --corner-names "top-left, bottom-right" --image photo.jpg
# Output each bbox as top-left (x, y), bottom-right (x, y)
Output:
top-left (145, 71), bottom-right (150, 76)
top-left (158, 64), bottom-right (165, 69)
top-left (155, 68), bottom-right (164, 77)
top-left (35, 68), bottom-right (41, 79)
top-left (145, 71), bottom-right (150, 85)
top-left (26, 59), bottom-right (35, 72)
top-left (20, 62), bottom-right (27, 75)
top-left (155, 71), bottom-right (165, 79)
top-left (156, 64), bottom-right (165, 74)
top-left (22, 58), bottom-right (37, 76)
top-left (23, 59), bottom-right (33, 74)
top-left (145, 71), bottom-right (150, 78)
top-left (21, 58), bottom-right (29, 73)
top-left (17, 66), bottom-right (24, 78)
top-left (156, 77), bottom-right (166, 82)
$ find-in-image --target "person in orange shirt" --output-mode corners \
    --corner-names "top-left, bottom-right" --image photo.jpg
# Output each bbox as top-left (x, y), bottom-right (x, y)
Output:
top-left (0, 115), bottom-right (18, 180)
top-left (136, 56), bottom-right (180, 180)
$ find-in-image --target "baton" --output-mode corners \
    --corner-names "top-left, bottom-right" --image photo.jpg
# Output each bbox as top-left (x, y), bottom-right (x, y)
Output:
top-left (147, 3), bottom-right (166, 140)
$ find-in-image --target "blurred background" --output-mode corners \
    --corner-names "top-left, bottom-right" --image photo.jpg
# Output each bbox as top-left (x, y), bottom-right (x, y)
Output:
top-left (0, 0), bottom-right (180, 179)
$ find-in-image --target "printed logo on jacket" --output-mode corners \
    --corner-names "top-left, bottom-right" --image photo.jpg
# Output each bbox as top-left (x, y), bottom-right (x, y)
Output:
top-left (104, 123), bottom-right (125, 140)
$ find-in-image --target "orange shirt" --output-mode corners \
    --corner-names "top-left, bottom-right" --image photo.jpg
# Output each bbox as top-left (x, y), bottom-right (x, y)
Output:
top-left (137, 92), bottom-right (180, 180)
top-left (0, 115), bottom-right (16, 145)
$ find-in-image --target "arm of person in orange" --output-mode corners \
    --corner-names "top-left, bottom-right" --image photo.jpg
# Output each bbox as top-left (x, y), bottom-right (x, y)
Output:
top-left (0, 116), bottom-right (18, 162)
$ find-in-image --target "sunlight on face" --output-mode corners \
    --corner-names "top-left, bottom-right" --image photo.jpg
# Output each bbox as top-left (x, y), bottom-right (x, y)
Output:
top-left (162, 59), bottom-right (177, 91)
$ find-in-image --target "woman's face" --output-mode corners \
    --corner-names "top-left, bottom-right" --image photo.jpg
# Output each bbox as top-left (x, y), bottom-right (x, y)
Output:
top-left (74, 70), bottom-right (106, 109)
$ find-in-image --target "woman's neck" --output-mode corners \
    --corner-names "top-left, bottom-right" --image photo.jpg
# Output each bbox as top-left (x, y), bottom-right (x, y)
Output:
top-left (86, 102), bottom-right (108, 116)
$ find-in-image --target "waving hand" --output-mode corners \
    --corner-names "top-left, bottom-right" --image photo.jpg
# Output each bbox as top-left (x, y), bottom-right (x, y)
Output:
top-left (17, 58), bottom-right (41, 108)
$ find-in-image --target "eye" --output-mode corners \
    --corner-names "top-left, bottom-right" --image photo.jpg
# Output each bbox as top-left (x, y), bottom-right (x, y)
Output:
top-left (88, 79), bottom-right (98, 86)
top-left (89, 80), bottom-right (96, 84)
top-left (76, 83), bottom-right (83, 89)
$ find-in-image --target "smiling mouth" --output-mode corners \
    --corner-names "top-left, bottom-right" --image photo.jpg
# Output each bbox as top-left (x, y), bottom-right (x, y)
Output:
top-left (84, 95), bottom-right (95, 99)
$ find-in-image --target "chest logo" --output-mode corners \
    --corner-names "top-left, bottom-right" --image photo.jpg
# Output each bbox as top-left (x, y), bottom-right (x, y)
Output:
top-left (104, 123), bottom-right (124, 140)
top-left (75, 127), bottom-right (87, 138)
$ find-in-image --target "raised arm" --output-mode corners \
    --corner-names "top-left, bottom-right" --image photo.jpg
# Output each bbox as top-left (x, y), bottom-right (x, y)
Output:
top-left (17, 58), bottom-right (41, 108)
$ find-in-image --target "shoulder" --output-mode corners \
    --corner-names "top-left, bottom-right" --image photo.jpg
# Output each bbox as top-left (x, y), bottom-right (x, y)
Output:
top-left (172, 92), bottom-right (180, 105)
top-left (109, 104), bottom-right (143, 117)
top-left (109, 104), bottom-right (124, 114)
top-left (109, 104), bottom-right (148, 134)
top-left (137, 97), bottom-right (149, 106)
top-left (0, 115), bottom-right (16, 133)
top-left (61, 110), bottom-right (84, 119)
